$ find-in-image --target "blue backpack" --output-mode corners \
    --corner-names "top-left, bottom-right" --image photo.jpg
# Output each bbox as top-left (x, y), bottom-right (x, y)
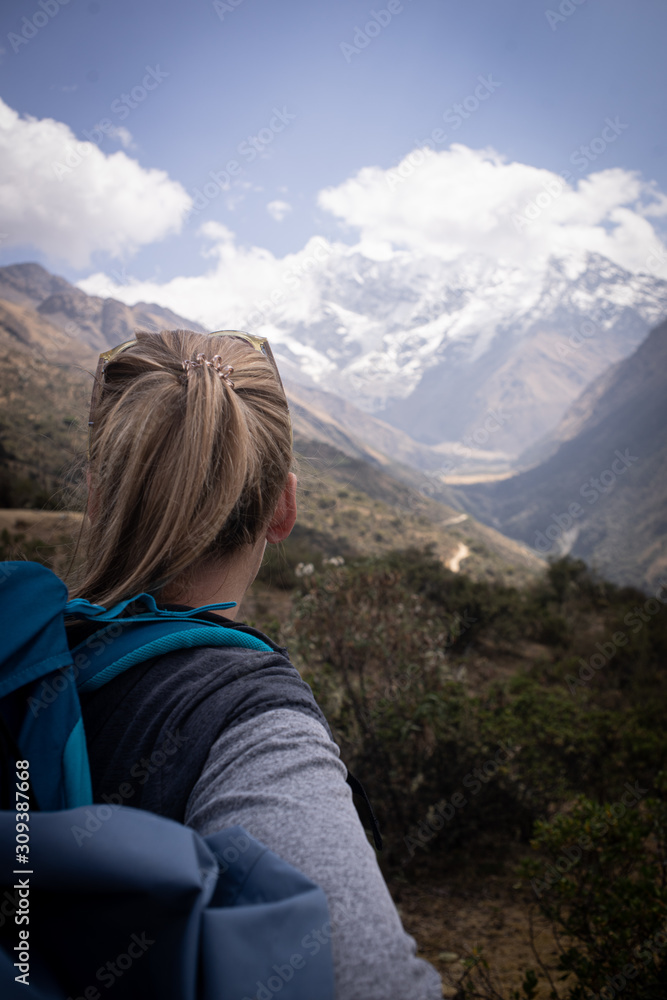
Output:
top-left (0, 561), bottom-right (335, 1000)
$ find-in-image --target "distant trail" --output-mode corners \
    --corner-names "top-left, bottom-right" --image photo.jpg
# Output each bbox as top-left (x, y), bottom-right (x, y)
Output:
top-left (443, 513), bottom-right (468, 526)
top-left (447, 542), bottom-right (470, 573)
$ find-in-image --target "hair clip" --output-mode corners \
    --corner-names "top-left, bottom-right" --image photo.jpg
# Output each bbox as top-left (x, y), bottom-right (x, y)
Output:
top-left (182, 354), bottom-right (235, 388)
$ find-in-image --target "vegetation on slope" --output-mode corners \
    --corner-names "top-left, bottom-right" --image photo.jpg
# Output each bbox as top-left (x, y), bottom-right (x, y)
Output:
top-left (259, 546), bottom-right (667, 998)
top-left (0, 345), bottom-right (90, 509)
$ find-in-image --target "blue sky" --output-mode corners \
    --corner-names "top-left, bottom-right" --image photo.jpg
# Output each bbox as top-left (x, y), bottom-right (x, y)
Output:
top-left (1, 0), bottom-right (666, 300)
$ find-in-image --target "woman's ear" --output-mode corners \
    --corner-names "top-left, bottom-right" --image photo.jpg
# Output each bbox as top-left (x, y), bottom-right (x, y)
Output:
top-left (266, 472), bottom-right (297, 544)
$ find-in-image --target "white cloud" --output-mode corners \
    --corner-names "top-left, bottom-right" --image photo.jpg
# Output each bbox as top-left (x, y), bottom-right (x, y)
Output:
top-left (109, 125), bottom-right (134, 149)
top-left (267, 199), bottom-right (292, 222)
top-left (0, 97), bottom-right (191, 267)
top-left (78, 222), bottom-right (337, 332)
top-left (317, 143), bottom-right (667, 273)
top-left (76, 143), bottom-right (667, 331)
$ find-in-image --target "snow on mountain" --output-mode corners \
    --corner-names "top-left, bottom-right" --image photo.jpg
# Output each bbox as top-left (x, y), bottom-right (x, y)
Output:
top-left (251, 247), bottom-right (667, 457)
top-left (77, 227), bottom-right (667, 463)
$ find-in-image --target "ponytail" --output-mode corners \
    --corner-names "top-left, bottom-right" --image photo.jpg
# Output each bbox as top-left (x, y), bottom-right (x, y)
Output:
top-left (71, 329), bottom-right (292, 607)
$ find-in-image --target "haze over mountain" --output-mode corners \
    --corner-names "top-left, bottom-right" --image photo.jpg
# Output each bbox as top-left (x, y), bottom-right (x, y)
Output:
top-left (0, 262), bottom-right (435, 484)
top-left (80, 245), bottom-right (667, 468)
top-left (456, 319), bottom-right (667, 592)
top-left (223, 248), bottom-right (666, 462)
top-left (0, 261), bottom-right (522, 482)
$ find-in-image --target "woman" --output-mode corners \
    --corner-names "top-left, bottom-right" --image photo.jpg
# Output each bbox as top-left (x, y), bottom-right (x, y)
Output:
top-left (72, 328), bottom-right (442, 1000)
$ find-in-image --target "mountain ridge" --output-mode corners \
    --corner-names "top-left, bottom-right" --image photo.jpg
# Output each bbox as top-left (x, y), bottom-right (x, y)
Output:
top-left (456, 319), bottom-right (667, 591)
top-left (237, 248), bottom-right (667, 457)
top-left (0, 262), bottom-right (207, 353)
top-left (0, 262), bottom-right (511, 480)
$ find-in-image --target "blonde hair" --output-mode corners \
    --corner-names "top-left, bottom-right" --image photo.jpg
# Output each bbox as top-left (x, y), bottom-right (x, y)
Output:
top-left (72, 329), bottom-right (292, 607)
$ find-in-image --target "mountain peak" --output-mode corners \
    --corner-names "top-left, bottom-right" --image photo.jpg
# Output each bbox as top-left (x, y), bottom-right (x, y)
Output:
top-left (0, 262), bottom-right (207, 352)
top-left (0, 261), bottom-right (74, 309)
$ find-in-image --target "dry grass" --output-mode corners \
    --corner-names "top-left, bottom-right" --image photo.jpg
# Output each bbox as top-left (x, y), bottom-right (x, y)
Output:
top-left (391, 862), bottom-right (568, 999)
top-left (0, 508), bottom-right (83, 579)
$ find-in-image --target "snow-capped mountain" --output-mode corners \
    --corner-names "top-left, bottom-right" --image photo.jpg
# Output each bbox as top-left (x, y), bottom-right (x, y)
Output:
top-left (258, 249), bottom-right (667, 461)
top-left (8, 246), bottom-right (666, 470)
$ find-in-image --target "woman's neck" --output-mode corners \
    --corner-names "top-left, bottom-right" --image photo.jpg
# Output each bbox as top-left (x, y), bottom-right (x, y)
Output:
top-left (160, 539), bottom-right (266, 620)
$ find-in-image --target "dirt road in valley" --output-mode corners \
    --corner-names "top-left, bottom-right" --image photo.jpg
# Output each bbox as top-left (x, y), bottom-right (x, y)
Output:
top-left (447, 542), bottom-right (470, 573)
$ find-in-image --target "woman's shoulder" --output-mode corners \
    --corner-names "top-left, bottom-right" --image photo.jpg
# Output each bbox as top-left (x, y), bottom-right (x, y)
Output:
top-left (81, 630), bottom-right (329, 750)
top-left (80, 623), bottom-right (330, 823)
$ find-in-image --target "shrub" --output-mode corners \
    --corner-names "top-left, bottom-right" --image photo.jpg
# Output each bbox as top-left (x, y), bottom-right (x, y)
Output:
top-left (519, 775), bottom-right (667, 999)
top-left (288, 548), bottom-right (667, 872)
top-left (290, 556), bottom-right (537, 863)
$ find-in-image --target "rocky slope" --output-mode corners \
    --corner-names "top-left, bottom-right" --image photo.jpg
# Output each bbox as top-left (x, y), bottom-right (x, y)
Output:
top-left (457, 319), bottom-right (667, 591)
top-left (0, 262), bottom-right (207, 353)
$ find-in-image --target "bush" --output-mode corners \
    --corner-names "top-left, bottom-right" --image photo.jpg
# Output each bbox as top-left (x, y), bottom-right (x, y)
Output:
top-left (290, 556), bottom-right (539, 863)
top-left (288, 548), bottom-right (667, 873)
top-left (519, 775), bottom-right (667, 999)
top-left (0, 528), bottom-right (59, 567)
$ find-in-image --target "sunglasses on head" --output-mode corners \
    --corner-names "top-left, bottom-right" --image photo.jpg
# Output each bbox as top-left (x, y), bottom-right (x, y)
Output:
top-left (88, 330), bottom-right (288, 452)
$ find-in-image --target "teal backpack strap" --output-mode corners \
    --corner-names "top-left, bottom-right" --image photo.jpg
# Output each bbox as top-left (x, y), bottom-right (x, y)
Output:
top-left (64, 590), bottom-right (240, 621)
top-left (0, 563), bottom-right (273, 812)
top-left (71, 617), bottom-right (274, 692)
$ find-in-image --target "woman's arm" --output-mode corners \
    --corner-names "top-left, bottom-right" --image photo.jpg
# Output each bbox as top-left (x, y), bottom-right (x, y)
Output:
top-left (184, 707), bottom-right (442, 1000)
